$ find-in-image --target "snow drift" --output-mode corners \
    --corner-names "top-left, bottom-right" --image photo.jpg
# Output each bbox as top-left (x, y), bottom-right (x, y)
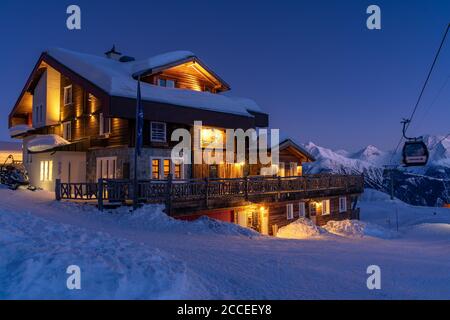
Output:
top-left (105, 204), bottom-right (260, 238)
top-left (323, 220), bottom-right (395, 239)
top-left (51, 202), bottom-right (260, 238)
top-left (0, 210), bottom-right (188, 299)
top-left (276, 218), bottom-right (326, 239)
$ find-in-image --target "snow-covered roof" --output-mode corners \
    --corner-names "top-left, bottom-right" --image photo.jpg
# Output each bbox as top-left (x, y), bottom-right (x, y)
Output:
top-left (46, 48), bottom-right (262, 117)
top-left (27, 134), bottom-right (70, 152)
top-left (9, 124), bottom-right (33, 137)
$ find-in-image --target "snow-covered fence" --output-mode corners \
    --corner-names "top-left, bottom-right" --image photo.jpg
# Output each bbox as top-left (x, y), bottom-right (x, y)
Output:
top-left (55, 174), bottom-right (364, 211)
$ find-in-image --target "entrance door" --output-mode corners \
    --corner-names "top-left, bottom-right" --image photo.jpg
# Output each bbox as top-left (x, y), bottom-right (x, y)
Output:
top-left (96, 157), bottom-right (117, 179)
top-left (260, 208), bottom-right (269, 235)
top-left (237, 210), bottom-right (247, 227)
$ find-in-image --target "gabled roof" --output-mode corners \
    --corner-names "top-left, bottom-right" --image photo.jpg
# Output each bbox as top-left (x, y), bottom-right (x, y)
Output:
top-left (277, 138), bottom-right (316, 162)
top-left (45, 48), bottom-right (261, 117)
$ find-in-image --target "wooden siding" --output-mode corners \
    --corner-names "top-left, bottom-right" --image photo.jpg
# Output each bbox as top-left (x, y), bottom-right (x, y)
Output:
top-left (109, 96), bottom-right (257, 130)
top-left (266, 195), bottom-right (356, 234)
top-left (143, 62), bottom-right (222, 93)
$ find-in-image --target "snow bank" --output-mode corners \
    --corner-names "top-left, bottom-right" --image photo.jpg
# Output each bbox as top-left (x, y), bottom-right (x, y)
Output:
top-left (27, 134), bottom-right (70, 152)
top-left (108, 205), bottom-right (259, 238)
top-left (276, 218), bottom-right (326, 239)
top-left (0, 210), bottom-right (188, 299)
top-left (323, 220), bottom-right (395, 239)
top-left (359, 189), bottom-right (450, 228)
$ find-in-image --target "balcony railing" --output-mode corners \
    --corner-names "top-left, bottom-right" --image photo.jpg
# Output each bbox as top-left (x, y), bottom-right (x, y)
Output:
top-left (56, 174), bottom-right (365, 211)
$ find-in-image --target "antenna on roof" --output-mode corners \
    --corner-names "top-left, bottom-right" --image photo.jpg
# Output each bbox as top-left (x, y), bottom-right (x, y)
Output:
top-left (104, 45), bottom-right (122, 60)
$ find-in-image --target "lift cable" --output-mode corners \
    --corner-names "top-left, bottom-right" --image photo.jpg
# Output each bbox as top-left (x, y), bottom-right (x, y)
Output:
top-left (428, 133), bottom-right (450, 150)
top-left (388, 23), bottom-right (450, 165)
top-left (414, 74), bottom-right (450, 133)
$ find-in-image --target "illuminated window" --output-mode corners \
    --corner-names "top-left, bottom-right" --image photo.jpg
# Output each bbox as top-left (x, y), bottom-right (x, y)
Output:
top-left (322, 199), bottom-right (331, 215)
top-left (163, 159), bottom-right (171, 178)
top-left (339, 197), bottom-right (347, 213)
top-left (296, 165), bottom-right (303, 176)
top-left (289, 162), bottom-right (297, 176)
top-left (286, 203), bottom-right (294, 220)
top-left (62, 121), bottom-right (72, 140)
top-left (157, 78), bottom-right (175, 88)
top-left (151, 122), bottom-right (166, 142)
top-left (201, 127), bottom-right (224, 148)
top-left (40, 160), bottom-right (53, 181)
top-left (63, 85), bottom-right (73, 105)
top-left (174, 163), bottom-right (182, 179)
top-left (278, 163), bottom-right (285, 177)
top-left (152, 159), bottom-right (160, 179)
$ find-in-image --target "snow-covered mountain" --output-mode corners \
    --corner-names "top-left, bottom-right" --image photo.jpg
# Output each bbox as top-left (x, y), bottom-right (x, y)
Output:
top-left (302, 135), bottom-right (450, 206)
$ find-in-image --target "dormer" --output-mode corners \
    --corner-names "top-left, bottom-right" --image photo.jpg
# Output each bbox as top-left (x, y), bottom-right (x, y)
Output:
top-left (132, 52), bottom-right (230, 93)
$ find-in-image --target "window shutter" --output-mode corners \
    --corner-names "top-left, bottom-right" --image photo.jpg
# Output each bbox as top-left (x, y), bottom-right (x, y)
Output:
top-left (299, 202), bottom-right (305, 217)
top-left (99, 113), bottom-right (104, 135)
top-left (151, 122), bottom-right (166, 142)
top-left (339, 197), bottom-right (347, 213)
top-left (286, 204), bottom-right (294, 220)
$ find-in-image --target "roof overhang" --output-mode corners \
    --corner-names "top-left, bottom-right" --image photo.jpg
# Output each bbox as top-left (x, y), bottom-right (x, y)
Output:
top-left (133, 56), bottom-right (231, 92)
top-left (277, 138), bottom-right (316, 162)
top-left (8, 53), bottom-right (111, 128)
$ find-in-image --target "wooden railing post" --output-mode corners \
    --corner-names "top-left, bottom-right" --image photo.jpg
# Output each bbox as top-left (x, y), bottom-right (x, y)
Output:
top-left (165, 174), bottom-right (173, 215)
top-left (277, 176), bottom-right (282, 201)
top-left (244, 176), bottom-right (249, 200)
top-left (55, 179), bottom-right (61, 201)
top-left (204, 177), bottom-right (209, 208)
top-left (98, 178), bottom-right (104, 212)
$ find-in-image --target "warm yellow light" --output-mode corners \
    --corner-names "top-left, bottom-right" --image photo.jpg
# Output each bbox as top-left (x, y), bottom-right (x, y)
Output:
top-left (201, 127), bottom-right (223, 147)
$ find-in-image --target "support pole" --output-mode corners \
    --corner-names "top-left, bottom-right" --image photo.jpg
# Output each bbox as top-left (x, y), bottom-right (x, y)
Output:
top-left (55, 179), bottom-right (61, 201)
top-left (98, 178), bottom-right (103, 211)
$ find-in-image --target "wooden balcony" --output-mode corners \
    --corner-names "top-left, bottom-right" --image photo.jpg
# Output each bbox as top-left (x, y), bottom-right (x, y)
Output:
top-left (56, 174), bottom-right (365, 214)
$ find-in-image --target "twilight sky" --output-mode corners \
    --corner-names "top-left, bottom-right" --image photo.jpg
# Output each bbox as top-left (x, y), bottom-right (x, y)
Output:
top-left (0, 0), bottom-right (448, 151)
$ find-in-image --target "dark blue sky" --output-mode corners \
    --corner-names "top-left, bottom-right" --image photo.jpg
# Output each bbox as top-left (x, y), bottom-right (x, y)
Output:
top-left (0, 0), bottom-right (448, 151)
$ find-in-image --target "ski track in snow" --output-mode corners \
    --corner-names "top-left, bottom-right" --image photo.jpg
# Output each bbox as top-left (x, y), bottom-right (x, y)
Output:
top-left (1, 187), bottom-right (450, 299)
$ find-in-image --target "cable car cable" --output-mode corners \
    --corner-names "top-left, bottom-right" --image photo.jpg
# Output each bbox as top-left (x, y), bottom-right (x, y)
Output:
top-left (428, 133), bottom-right (450, 150)
top-left (404, 24), bottom-right (449, 134)
top-left (388, 24), bottom-right (450, 165)
top-left (414, 74), bottom-right (450, 133)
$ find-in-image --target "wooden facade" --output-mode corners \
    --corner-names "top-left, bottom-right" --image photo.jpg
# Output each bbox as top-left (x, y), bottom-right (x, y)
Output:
top-left (10, 48), bottom-right (364, 235)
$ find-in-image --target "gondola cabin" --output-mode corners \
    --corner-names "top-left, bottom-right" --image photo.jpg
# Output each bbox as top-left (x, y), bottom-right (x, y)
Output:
top-left (402, 140), bottom-right (429, 167)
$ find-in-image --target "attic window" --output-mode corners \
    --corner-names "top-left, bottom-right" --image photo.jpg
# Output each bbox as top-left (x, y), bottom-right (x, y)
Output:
top-left (64, 85), bottom-right (73, 105)
top-left (157, 78), bottom-right (175, 88)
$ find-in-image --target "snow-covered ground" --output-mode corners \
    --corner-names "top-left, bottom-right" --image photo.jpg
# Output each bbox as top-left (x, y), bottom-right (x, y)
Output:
top-left (1, 187), bottom-right (450, 299)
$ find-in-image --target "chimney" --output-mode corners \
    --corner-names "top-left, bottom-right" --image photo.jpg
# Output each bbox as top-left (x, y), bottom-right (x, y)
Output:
top-left (104, 45), bottom-right (122, 60)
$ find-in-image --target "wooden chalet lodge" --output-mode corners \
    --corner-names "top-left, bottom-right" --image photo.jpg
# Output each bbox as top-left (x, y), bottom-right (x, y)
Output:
top-left (8, 46), bottom-right (364, 235)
